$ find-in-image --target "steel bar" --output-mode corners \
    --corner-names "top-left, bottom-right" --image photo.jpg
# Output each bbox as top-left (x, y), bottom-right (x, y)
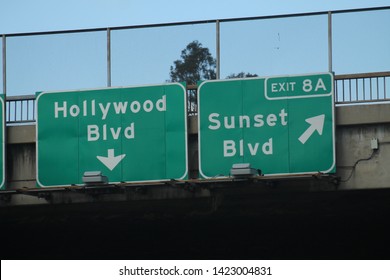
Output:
top-left (384, 76), bottom-right (387, 99)
top-left (370, 78), bottom-right (372, 100)
top-left (328, 11), bottom-right (333, 73)
top-left (107, 28), bottom-right (111, 87)
top-left (216, 20), bottom-right (220, 80)
top-left (2, 35), bottom-right (5, 95)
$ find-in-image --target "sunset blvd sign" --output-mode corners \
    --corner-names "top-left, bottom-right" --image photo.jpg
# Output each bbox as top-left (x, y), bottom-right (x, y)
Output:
top-left (36, 83), bottom-right (188, 187)
top-left (198, 73), bottom-right (335, 178)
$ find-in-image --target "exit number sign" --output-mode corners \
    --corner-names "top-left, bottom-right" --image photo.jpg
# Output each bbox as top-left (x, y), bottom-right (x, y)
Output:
top-left (266, 74), bottom-right (331, 99)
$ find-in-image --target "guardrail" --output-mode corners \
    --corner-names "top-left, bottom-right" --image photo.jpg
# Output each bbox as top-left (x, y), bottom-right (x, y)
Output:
top-left (334, 72), bottom-right (390, 104)
top-left (186, 72), bottom-right (390, 116)
top-left (6, 95), bottom-right (35, 124)
top-left (4, 71), bottom-right (390, 124)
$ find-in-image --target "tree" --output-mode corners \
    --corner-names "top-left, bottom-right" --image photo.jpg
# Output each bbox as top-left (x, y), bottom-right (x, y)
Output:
top-left (169, 40), bottom-right (216, 85)
top-left (226, 72), bottom-right (258, 79)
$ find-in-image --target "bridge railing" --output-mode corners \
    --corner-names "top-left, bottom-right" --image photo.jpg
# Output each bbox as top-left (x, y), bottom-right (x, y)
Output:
top-left (4, 71), bottom-right (390, 124)
top-left (334, 72), bottom-right (390, 104)
top-left (185, 71), bottom-right (390, 116)
top-left (6, 95), bottom-right (35, 124)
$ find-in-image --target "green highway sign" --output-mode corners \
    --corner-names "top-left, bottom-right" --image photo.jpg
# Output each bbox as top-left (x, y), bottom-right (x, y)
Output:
top-left (36, 83), bottom-right (188, 187)
top-left (198, 73), bottom-right (335, 178)
top-left (0, 95), bottom-right (4, 190)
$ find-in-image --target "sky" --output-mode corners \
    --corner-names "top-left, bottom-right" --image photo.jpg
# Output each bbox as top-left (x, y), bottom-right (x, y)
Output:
top-left (1, 0), bottom-right (390, 34)
top-left (1, 0), bottom-right (390, 97)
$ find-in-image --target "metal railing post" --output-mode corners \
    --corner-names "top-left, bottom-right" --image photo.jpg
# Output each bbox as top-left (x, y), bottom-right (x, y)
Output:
top-left (107, 28), bottom-right (112, 87)
top-left (2, 34), bottom-right (6, 189)
top-left (2, 35), bottom-right (5, 95)
top-left (328, 11), bottom-right (333, 73)
top-left (216, 20), bottom-right (220, 80)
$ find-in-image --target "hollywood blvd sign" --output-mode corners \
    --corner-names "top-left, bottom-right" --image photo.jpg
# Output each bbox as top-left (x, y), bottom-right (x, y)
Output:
top-left (36, 84), bottom-right (188, 187)
top-left (198, 73), bottom-right (335, 178)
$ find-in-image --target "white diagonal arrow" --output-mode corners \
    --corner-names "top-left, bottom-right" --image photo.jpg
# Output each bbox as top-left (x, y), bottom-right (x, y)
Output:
top-left (298, 114), bottom-right (325, 144)
top-left (97, 149), bottom-right (126, 171)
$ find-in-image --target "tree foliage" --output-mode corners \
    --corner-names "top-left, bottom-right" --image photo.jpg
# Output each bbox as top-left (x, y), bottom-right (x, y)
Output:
top-left (169, 40), bottom-right (216, 85)
top-left (226, 72), bottom-right (258, 79)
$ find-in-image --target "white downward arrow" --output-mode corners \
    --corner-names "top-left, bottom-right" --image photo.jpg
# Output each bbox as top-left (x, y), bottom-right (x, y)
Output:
top-left (97, 149), bottom-right (126, 171)
top-left (298, 114), bottom-right (325, 144)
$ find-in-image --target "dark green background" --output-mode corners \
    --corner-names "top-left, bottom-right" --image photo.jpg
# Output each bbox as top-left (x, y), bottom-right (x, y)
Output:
top-left (37, 84), bottom-right (187, 187)
top-left (198, 74), bottom-right (335, 178)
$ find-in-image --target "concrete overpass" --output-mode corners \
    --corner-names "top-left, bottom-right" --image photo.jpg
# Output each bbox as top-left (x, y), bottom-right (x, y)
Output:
top-left (2, 82), bottom-right (390, 206)
top-left (1, 73), bottom-right (390, 259)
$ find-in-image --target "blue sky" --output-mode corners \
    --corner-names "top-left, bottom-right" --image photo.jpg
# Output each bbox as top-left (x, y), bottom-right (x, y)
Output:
top-left (1, 0), bottom-right (389, 34)
top-left (1, 0), bottom-right (390, 96)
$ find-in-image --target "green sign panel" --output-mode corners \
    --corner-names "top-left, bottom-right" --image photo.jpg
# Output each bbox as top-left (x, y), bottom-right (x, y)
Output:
top-left (37, 83), bottom-right (188, 187)
top-left (0, 95), bottom-right (4, 190)
top-left (198, 73), bottom-right (335, 178)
